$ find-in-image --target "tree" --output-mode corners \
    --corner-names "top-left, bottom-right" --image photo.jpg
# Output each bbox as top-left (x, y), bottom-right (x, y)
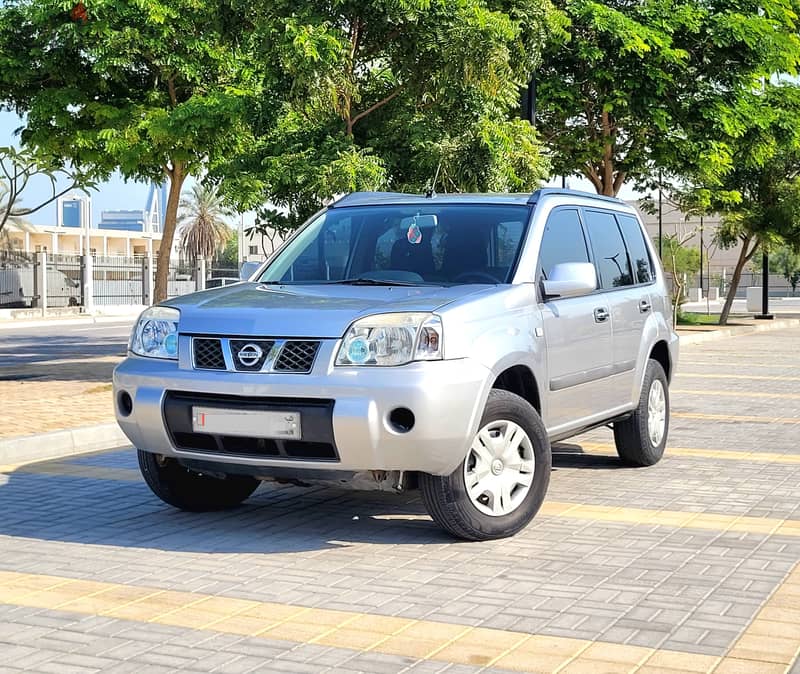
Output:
top-left (535, 0), bottom-right (800, 196)
top-left (1, 147), bottom-right (93, 234)
top-left (177, 184), bottom-right (234, 265)
top-left (686, 85), bottom-right (800, 324)
top-left (656, 234), bottom-right (700, 328)
top-left (773, 245), bottom-right (800, 296)
top-left (220, 0), bottom-right (559, 230)
top-left (0, 0), bottom-right (261, 302)
top-left (216, 230), bottom-right (239, 269)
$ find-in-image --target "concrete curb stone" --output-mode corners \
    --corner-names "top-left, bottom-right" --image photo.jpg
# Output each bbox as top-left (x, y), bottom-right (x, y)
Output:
top-left (678, 317), bottom-right (800, 345)
top-left (0, 423), bottom-right (129, 466)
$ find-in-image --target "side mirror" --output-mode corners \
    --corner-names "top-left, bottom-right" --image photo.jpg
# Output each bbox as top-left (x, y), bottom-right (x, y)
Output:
top-left (239, 261), bottom-right (260, 281)
top-left (541, 262), bottom-right (597, 299)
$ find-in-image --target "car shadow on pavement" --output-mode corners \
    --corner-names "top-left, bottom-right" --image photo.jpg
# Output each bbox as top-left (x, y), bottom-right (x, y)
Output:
top-left (0, 469), bottom-right (457, 554)
top-left (552, 442), bottom-right (628, 470)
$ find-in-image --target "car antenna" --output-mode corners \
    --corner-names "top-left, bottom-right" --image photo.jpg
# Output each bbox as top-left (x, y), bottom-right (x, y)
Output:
top-left (424, 160), bottom-right (442, 198)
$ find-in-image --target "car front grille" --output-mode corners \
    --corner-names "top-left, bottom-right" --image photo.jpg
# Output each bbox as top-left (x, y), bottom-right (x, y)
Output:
top-left (191, 337), bottom-right (322, 373)
top-left (274, 341), bottom-right (320, 373)
top-left (193, 338), bottom-right (226, 370)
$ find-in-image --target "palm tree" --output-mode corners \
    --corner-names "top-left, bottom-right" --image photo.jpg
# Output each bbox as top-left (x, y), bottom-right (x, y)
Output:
top-left (0, 183), bottom-right (35, 254)
top-left (177, 183), bottom-right (234, 264)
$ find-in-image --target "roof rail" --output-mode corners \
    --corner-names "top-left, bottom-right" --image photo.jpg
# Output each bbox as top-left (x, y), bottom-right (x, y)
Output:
top-left (527, 188), bottom-right (625, 205)
top-left (330, 192), bottom-right (426, 208)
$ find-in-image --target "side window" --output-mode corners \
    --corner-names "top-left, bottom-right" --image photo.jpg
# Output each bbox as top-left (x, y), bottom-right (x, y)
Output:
top-left (538, 209), bottom-right (590, 279)
top-left (584, 210), bottom-right (634, 289)
top-left (617, 214), bottom-right (654, 284)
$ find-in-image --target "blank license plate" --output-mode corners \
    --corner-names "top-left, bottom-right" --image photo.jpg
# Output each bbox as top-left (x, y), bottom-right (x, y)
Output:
top-left (192, 407), bottom-right (301, 439)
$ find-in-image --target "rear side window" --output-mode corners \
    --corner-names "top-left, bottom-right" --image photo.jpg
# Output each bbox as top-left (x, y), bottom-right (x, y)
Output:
top-left (538, 209), bottom-right (590, 279)
top-left (584, 210), bottom-right (633, 289)
top-left (617, 214), bottom-right (654, 284)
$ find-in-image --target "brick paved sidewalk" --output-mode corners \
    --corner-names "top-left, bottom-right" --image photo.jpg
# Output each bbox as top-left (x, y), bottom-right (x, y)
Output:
top-left (0, 357), bottom-right (120, 440)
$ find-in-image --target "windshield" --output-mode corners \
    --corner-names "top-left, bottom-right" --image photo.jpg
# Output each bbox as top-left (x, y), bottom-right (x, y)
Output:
top-left (257, 203), bottom-right (531, 285)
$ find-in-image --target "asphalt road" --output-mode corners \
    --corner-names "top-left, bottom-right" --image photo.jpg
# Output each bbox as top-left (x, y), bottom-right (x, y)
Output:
top-left (0, 319), bottom-right (134, 368)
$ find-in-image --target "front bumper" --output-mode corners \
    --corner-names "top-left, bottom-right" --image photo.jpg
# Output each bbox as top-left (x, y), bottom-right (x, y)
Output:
top-left (113, 344), bottom-right (493, 476)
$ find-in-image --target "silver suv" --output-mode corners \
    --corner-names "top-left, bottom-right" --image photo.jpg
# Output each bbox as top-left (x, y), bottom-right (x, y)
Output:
top-left (114, 189), bottom-right (678, 540)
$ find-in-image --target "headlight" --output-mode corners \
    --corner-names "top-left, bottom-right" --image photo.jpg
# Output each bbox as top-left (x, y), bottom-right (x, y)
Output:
top-left (336, 313), bottom-right (443, 366)
top-left (130, 306), bottom-right (180, 359)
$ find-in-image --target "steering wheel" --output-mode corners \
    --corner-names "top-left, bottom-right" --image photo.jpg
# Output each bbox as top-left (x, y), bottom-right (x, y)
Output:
top-left (453, 271), bottom-right (501, 284)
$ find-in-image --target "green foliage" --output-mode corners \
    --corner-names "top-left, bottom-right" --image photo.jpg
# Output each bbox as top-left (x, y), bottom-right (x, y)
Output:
top-left (219, 0), bottom-right (557, 234)
top-left (0, 146), bottom-right (95, 233)
top-left (773, 245), bottom-right (800, 294)
top-left (657, 236), bottom-right (700, 279)
top-left (536, 0), bottom-right (800, 195)
top-left (177, 183), bottom-right (234, 265)
top-left (0, 0), bottom-right (262, 301)
top-left (217, 230), bottom-right (240, 268)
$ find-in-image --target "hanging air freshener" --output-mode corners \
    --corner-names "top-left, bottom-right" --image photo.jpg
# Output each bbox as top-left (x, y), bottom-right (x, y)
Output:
top-left (407, 218), bottom-right (423, 245)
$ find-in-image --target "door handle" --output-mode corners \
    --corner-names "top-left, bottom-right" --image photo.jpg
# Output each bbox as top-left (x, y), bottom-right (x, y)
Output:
top-left (594, 307), bottom-right (609, 323)
top-left (639, 299), bottom-right (652, 313)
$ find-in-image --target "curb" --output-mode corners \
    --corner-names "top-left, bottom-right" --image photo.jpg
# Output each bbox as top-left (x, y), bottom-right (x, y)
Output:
top-left (0, 313), bottom-right (139, 331)
top-left (679, 318), bottom-right (800, 345)
top-left (0, 423), bottom-right (130, 466)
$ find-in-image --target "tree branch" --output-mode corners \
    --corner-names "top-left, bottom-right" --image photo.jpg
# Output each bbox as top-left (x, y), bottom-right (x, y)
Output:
top-left (350, 88), bottom-right (401, 130)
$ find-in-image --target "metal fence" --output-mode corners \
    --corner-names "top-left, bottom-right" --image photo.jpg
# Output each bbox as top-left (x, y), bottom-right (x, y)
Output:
top-left (93, 256), bottom-right (146, 305)
top-left (47, 254), bottom-right (83, 308)
top-left (155, 257), bottom-right (196, 299)
top-left (0, 251), bottom-right (36, 308)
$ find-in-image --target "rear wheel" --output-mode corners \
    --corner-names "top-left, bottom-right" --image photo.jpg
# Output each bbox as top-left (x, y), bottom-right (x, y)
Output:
top-left (419, 390), bottom-right (551, 541)
top-left (614, 359), bottom-right (669, 466)
top-left (138, 450), bottom-right (260, 511)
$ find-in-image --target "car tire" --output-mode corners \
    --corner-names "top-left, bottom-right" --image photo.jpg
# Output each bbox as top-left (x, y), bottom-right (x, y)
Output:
top-left (138, 450), bottom-right (260, 511)
top-left (614, 359), bottom-right (669, 467)
top-left (419, 389), bottom-right (551, 541)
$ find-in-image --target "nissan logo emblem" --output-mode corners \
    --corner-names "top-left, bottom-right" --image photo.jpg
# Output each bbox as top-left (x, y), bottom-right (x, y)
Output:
top-left (237, 343), bottom-right (263, 367)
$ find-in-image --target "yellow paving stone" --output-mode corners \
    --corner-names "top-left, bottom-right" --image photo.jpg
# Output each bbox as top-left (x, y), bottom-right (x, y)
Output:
top-left (758, 606), bottom-right (800, 623)
top-left (371, 635), bottom-right (443, 659)
top-left (106, 598), bottom-right (172, 622)
top-left (261, 620), bottom-right (333, 642)
top-left (521, 635), bottom-right (590, 658)
top-left (399, 620), bottom-right (471, 642)
top-left (747, 619), bottom-right (800, 640)
top-left (296, 608), bottom-right (358, 628)
top-left (313, 627), bottom-right (387, 650)
top-left (712, 658), bottom-right (787, 674)
top-left (491, 651), bottom-right (573, 673)
top-left (201, 613), bottom-right (280, 636)
top-left (728, 634), bottom-right (799, 663)
top-left (643, 650), bottom-right (720, 672)
top-left (557, 658), bottom-right (636, 674)
top-left (637, 667), bottom-right (704, 674)
top-left (429, 628), bottom-right (528, 667)
top-left (579, 642), bottom-right (652, 665)
top-left (188, 595), bottom-right (261, 616)
top-left (341, 613), bottom-right (414, 635)
top-left (240, 601), bottom-right (309, 622)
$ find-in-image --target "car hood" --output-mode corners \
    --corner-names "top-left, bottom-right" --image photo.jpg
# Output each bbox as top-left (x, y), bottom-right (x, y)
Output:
top-left (165, 282), bottom-right (494, 338)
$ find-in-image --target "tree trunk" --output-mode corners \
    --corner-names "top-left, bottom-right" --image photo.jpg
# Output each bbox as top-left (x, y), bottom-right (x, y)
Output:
top-left (719, 235), bottom-right (758, 326)
top-left (153, 162), bottom-right (186, 304)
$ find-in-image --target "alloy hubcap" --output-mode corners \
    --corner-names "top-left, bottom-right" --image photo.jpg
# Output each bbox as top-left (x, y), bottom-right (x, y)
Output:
top-left (463, 420), bottom-right (535, 517)
top-left (647, 379), bottom-right (666, 447)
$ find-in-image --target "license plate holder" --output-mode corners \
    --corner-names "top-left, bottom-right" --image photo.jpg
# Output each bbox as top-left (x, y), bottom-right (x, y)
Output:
top-left (192, 407), bottom-right (301, 439)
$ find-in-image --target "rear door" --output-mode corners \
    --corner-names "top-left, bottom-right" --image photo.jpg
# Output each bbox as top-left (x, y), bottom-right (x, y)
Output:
top-left (582, 209), bottom-right (653, 408)
top-left (538, 208), bottom-right (616, 431)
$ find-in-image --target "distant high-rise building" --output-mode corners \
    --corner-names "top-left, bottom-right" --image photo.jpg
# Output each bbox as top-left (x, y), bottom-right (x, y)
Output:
top-left (145, 182), bottom-right (168, 233)
top-left (57, 194), bottom-right (91, 229)
top-left (98, 210), bottom-right (146, 232)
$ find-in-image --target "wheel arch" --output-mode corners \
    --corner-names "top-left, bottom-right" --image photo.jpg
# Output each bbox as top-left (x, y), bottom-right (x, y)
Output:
top-left (648, 340), bottom-right (672, 382)
top-left (491, 364), bottom-right (542, 415)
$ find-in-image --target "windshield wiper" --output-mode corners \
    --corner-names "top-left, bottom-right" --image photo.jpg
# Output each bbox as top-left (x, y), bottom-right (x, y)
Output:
top-left (330, 277), bottom-right (423, 286)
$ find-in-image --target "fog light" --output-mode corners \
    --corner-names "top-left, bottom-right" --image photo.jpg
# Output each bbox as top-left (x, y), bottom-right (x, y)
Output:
top-left (118, 391), bottom-right (133, 417)
top-left (388, 407), bottom-right (415, 433)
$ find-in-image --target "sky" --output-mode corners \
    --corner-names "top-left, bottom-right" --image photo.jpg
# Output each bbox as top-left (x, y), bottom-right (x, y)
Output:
top-left (2, 111), bottom-right (156, 227)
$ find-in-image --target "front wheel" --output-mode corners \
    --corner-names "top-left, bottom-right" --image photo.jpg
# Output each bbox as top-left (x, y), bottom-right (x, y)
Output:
top-left (614, 359), bottom-right (670, 466)
top-left (419, 390), bottom-right (551, 541)
top-left (138, 450), bottom-right (260, 511)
